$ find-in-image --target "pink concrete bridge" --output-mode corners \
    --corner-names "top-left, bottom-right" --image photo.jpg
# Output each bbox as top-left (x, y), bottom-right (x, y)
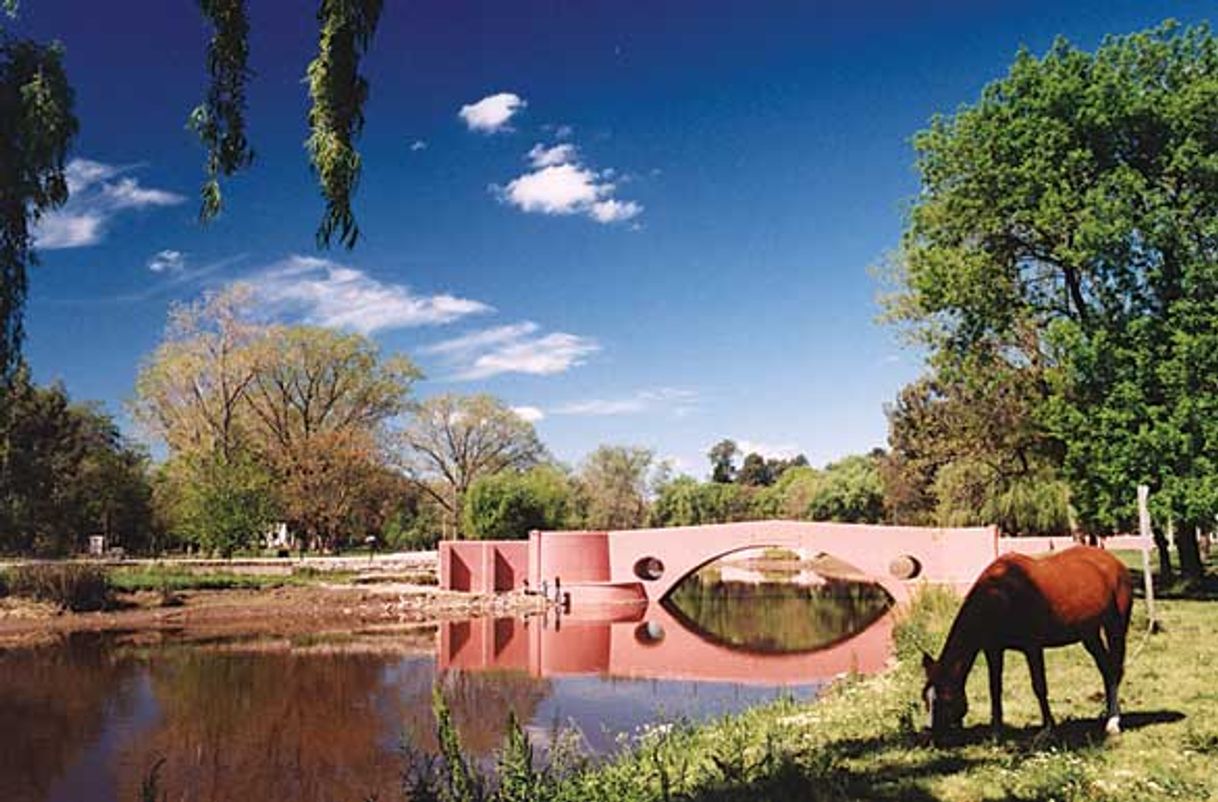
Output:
top-left (440, 520), bottom-right (1149, 612)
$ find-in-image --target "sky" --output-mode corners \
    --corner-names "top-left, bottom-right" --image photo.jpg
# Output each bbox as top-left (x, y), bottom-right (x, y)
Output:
top-left (9, 0), bottom-right (1210, 476)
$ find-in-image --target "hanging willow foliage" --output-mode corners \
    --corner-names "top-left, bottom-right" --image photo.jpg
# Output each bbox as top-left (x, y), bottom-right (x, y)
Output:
top-left (189, 0), bottom-right (254, 223)
top-left (0, 37), bottom-right (78, 385)
top-left (306, 0), bottom-right (383, 249)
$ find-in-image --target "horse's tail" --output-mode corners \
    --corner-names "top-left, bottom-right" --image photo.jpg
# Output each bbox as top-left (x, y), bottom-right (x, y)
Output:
top-left (1112, 558), bottom-right (1134, 633)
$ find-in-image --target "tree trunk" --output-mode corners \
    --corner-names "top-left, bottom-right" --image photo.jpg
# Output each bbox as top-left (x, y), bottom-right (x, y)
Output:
top-left (1176, 520), bottom-right (1204, 582)
top-left (1153, 525), bottom-right (1173, 582)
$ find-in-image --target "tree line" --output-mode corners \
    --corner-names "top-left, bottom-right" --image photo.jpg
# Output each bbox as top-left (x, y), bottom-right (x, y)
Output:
top-left (0, 283), bottom-right (891, 556)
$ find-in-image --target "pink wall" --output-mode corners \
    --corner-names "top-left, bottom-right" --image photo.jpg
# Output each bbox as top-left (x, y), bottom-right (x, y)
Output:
top-left (440, 541), bottom-right (530, 593)
top-left (530, 530), bottom-right (611, 586)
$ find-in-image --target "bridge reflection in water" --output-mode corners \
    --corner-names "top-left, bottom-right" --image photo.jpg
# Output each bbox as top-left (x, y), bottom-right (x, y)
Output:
top-left (438, 581), bottom-right (896, 686)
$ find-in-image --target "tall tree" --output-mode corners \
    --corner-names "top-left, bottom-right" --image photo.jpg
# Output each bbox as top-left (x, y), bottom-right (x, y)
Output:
top-left (888, 22), bottom-right (1218, 578)
top-left (0, 369), bottom-right (153, 555)
top-left (707, 439), bottom-right (739, 484)
top-left (243, 325), bottom-right (418, 549)
top-left (396, 395), bottom-right (545, 539)
top-left (576, 445), bottom-right (654, 530)
top-left (132, 285), bottom-right (262, 460)
top-left (737, 452), bottom-right (773, 487)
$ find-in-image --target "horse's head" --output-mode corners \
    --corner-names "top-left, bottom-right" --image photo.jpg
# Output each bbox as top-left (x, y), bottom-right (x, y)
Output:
top-left (921, 652), bottom-right (967, 739)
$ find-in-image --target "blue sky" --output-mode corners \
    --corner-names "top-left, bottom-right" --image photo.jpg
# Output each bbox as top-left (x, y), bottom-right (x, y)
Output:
top-left (10, 0), bottom-right (1207, 476)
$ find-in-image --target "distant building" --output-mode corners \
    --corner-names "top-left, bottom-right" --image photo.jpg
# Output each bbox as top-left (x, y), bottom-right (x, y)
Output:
top-left (265, 522), bottom-right (295, 551)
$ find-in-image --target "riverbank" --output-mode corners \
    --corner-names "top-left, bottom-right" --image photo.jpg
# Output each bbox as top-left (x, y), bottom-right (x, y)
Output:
top-left (448, 589), bottom-right (1215, 802)
top-left (0, 552), bottom-right (548, 649)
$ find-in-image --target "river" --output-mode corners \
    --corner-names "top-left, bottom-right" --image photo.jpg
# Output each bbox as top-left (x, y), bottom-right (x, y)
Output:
top-left (1, 567), bottom-right (894, 802)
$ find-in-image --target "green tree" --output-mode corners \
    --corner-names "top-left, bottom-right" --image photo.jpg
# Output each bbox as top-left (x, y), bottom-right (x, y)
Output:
top-left (0, 25), bottom-right (77, 384)
top-left (0, 369), bottom-right (153, 555)
top-left (707, 439), bottom-right (739, 484)
top-left (462, 466), bottom-right (575, 541)
top-left (161, 450), bottom-right (276, 558)
top-left (888, 22), bottom-right (1218, 578)
top-left (753, 465), bottom-right (821, 520)
top-left (737, 452), bottom-right (773, 487)
top-left (576, 445), bottom-right (654, 530)
top-left (651, 476), bottom-right (754, 526)
top-left (805, 454), bottom-right (886, 524)
top-left (397, 395), bottom-right (546, 539)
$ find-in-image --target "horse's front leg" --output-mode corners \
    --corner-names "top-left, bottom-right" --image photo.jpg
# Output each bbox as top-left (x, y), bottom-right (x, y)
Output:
top-left (1025, 646), bottom-right (1054, 734)
top-left (986, 647), bottom-right (1004, 736)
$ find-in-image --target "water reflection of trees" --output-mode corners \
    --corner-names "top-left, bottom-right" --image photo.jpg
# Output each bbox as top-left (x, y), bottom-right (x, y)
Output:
top-left (114, 649), bottom-right (549, 800)
top-left (113, 649), bottom-right (426, 802)
top-left (397, 668), bottom-right (551, 756)
top-left (664, 578), bottom-right (892, 654)
top-left (5, 638), bottom-right (553, 801)
top-left (0, 634), bottom-right (139, 802)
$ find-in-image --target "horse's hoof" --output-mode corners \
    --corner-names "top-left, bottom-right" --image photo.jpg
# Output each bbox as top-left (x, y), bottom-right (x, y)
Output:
top-left (1105, 716), bottom-right (1121, 736)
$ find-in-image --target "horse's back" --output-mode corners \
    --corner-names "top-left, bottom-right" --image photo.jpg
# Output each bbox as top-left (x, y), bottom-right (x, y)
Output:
top-left (973, 546), bottom-right (1132, 645)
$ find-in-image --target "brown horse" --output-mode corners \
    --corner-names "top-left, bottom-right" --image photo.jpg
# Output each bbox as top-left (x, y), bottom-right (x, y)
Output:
top-left (921, 546), bottom-right (1133, 741)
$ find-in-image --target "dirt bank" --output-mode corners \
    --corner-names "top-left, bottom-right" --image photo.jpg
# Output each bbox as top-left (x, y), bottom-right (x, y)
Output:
top-left (0, 583), bottom-right (548, 649)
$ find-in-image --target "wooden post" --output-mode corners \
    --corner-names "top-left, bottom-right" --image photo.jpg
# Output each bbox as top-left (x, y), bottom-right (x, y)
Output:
top-left (1137, 484), bottom-right (1157, 629)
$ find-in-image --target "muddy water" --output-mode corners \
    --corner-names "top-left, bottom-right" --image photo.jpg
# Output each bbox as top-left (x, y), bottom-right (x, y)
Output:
top-left (2, 576), bottom-right (893, 802)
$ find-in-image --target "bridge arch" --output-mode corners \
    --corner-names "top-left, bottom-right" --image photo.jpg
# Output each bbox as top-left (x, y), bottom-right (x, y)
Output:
top-left (634, 541), bottom-right (903, 604)
top-left (527, 520), bottom-right (1002, 608)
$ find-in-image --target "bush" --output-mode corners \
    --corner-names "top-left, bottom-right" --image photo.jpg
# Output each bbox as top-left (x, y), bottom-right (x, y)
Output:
top-left (7, 563), bottom-right (112, 611)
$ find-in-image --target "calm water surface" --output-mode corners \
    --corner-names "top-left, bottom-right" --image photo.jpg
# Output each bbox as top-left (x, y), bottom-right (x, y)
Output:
top-left (3, 576), bottom-right (893, 802)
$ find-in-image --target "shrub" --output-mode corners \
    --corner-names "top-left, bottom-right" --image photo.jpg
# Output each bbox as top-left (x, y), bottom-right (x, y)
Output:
top-left (7, 563), bottom-right (112, 611)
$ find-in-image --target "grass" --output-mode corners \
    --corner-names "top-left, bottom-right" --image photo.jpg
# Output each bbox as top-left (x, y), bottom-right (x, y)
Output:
top-left (410, 585), bottom-right (1218, 802)
top-left (106, 565), bottom-right (358, 593)
top-left (1112, 547), bottom-right (1218, 601)
top-left (3, 563), bottom-right (111, 611)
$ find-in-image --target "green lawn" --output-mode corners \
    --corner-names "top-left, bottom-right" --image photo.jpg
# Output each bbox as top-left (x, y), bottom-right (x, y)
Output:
top-left (465, 588), bottom-right (1218, 802)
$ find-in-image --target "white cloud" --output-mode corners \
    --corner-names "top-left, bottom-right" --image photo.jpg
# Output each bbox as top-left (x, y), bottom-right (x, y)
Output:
top-left (527, 142), bottom-right (578, 168)
top-left (459, 92), bottom-right (526, 133)
top-left (459, 331), bottom-right (599, 380)
top-left (34, 158), bottom-right (186, 250)
top-left (147, 249), bottom-right (186, 273)
top-left (410, 139), bottom-right (428, 152)
top-left (553, 388), bottom-right (697, 417)
top-left (498, 143), bottom-right (642, 225)
top-left (103, 178), bottom-right (183, 209)
top-left (421, 322), bottom-right (540, 356)
top-left (247, 255), bottom-right (492, 335)
top-left (425, 320), bottom-right (599, 380)
top-left (34, 214), bottom-right (105, 249)
top-left (511, 405), bottom-right (546, 423)
top-left (590, 199), bottom-right (642, 223)
top-left (64, 158), bottom-right (120, 191)
top-left (736, 439), bottom-right (802, 461)
top-left (502, 163), bottom-right (603, 215)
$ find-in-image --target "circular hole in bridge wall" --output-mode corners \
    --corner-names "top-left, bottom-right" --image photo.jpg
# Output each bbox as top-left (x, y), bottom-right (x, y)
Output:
top-left (634, 621), bottom-right (666, 645)
top-left (888, 554), bottom-right (922, 580)
top-left (633, 556), bottom-right (665, 581)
